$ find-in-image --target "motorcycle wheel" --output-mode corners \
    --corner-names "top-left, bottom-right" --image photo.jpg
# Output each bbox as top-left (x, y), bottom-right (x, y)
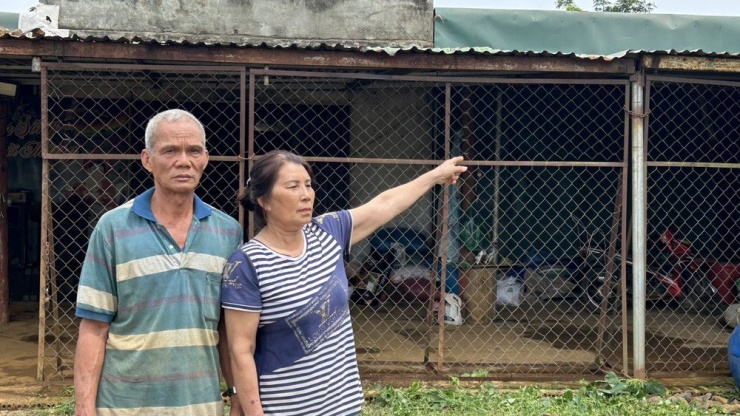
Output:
top-left (679, 286), bottom-right (723, 316)
top-left (582, 269), bottom-right (622, 313)
top-left (582, 268), bottom-right (668, 313)
top-left (678, 268), bottom-right (723, 316)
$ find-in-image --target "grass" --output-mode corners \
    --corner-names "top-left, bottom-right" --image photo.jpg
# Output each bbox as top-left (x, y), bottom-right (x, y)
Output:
top-left (29, 372), bottom-right (740, 416)
top-left (363, 372), bottom-right (738, 416)
top-left (32, 387), bottom-right (75, 415)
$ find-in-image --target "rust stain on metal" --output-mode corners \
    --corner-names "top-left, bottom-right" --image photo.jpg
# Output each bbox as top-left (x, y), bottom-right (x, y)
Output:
top-left (0, 39), bottom-right (634, 74)
top-left (642, 55), bottom-right (740, 73)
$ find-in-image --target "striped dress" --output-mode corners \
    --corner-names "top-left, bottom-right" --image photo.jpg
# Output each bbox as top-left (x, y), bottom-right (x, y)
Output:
top-left (221, 211), bottom-right (363, 416)
top-left (76, 188), bottom-right (243, 416)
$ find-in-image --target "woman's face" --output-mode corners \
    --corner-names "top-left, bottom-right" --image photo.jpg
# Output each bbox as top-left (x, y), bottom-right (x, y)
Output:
top-left (260, 162), bottom-right (315, 230)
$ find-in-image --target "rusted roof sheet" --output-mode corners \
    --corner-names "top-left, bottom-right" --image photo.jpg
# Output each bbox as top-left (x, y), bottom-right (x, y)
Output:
top-left (1, 32), bottom-right (738, 62)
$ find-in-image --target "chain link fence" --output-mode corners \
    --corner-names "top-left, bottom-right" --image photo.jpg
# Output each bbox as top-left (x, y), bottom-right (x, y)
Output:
top-left (644, 76), bottom-right (740, 374)
top-left (37, 64), bottom-right (737, 381)
top-left (39, 64), bottom-right (244, 379)
top-left (249, 71), bottom-right (631, 377)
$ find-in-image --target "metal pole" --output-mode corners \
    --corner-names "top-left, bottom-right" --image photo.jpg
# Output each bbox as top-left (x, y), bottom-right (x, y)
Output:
top-left (621, 83), bottom-right (631, 376)
top-left (37, 65), bottom-right (49, 381)
top-left (239, 68), bottom-right (246, 229)
top-left (493, 93), bottom-right (502, 255)
top-left (247, 71), bottom-right (256, 239)
top-left (437, 83), bottom-right (453, 373)
top-left (630, 71), bottom-right (647, 379)
top-left (0, 103), bottom-right (8, 324)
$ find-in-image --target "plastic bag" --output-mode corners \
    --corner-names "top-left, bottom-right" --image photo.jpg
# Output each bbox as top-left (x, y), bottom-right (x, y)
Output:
top-left (19, 5), bottom-right (70, 37)
top-left (459, 214), bottom-right (482, 252)
top-left (432, 293), bottom-right (464, 325)
top-left (496, 276), bottom-right (523, 306)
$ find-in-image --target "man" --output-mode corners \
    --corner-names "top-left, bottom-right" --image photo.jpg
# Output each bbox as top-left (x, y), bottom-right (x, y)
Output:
top-left (73, 109), bottom-right (243, 415)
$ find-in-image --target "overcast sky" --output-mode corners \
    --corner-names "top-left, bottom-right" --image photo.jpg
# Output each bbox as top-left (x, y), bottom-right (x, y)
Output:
top-left (5, 0), bottom-right (740, 16)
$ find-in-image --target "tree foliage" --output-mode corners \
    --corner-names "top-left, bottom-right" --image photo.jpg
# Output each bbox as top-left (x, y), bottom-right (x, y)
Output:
top-left (556, 0), bottom-right (655, 13)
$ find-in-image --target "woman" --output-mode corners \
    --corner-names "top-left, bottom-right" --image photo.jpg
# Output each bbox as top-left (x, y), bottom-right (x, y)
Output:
top-left (222, 150), bottom-right (466, 415)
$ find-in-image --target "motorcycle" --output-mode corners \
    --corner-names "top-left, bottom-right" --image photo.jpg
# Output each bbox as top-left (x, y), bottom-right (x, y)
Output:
top-left (647, 229), bottom-right (726, 314)
top-left (577, 223), bottom-right (734, 315)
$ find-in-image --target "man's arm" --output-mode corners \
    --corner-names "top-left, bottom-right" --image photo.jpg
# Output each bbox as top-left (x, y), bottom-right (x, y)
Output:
top-left (74, 318), bottom-right (110, 416)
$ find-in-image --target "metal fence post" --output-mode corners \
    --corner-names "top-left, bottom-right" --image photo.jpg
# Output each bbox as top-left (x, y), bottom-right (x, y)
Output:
top-left (630, 71), bottom-right (647, 379)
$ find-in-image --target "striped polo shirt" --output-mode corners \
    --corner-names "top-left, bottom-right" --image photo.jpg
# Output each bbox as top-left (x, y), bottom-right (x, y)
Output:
top-left (76, 188), bottom-right (242, 416)
top-left (222, 210), bottom-right (363, 416)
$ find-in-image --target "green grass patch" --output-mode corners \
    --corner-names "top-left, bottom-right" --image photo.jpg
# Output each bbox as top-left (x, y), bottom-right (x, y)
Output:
top-left (31, 372), bottom-right (738, 416)
top-left (363, 372), bottom-right (732, 416)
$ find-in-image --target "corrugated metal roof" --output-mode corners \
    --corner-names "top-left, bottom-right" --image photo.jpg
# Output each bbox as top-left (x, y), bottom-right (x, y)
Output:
top-left (373, 46), bottom-right (740, 60)
top-left (2, 31), bottom-right (739, 63)
top-left (434, 8), bottom-right (740, 57)
top-left (2, 8), bottom-right (739, 61)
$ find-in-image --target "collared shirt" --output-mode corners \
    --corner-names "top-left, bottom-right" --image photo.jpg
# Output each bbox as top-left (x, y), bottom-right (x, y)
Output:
top-left (76, 188), bottom-right (242, 416)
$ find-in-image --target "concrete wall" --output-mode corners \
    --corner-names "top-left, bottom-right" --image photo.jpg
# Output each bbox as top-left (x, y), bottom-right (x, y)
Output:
top-left (348, 86), bottom-right (434, 260)
top-left (46, 0), bottom-right (433, 48)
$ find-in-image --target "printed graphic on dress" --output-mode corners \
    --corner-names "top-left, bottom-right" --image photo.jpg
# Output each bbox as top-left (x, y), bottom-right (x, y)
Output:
top-left (314, 212), bottom-right (339, 225)
top-left (286, 274), bottom-right (349, 354)
top-left (222, 260), bottom-right (242, 289)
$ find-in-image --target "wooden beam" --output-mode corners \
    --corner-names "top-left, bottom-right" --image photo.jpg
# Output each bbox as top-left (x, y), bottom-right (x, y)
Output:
top-left (642, 55), bottom-right (740, 73)
top-left (0, 38), bottom-right (635, 74)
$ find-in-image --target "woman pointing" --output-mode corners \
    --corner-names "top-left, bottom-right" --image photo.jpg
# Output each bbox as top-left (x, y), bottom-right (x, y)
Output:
top-left (222, 150), bottom-right (466, 415)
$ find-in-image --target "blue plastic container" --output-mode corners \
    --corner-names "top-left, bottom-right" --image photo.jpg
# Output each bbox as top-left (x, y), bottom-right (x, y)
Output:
top-left (436, 263), bottom-right (459, 295)
top-left (729, 326), bottom-right (740, 388)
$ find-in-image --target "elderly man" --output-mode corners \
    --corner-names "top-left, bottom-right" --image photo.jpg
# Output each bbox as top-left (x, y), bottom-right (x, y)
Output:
top-left (73, 109), bottom-right (243, 415)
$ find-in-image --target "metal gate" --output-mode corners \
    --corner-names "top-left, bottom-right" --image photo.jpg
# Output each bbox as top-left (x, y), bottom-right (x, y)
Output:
top-left (246, 69), bottom-right (631, 379)
top-left (38, 63), bottom-right (245, 379)
top-left (642, 75), bottom-right (740, 376)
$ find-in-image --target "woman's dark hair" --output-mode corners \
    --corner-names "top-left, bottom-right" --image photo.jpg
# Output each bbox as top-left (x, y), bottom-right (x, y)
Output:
top-left (238, 150), bottom-right (315, 227)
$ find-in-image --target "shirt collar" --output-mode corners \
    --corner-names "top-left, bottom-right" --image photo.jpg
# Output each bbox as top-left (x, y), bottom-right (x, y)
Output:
top-left (132, 187), bottom-right (212, 222)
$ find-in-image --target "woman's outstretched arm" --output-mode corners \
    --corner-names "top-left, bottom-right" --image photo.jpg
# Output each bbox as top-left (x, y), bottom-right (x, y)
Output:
top-left (349, 156), bottom-right (466, 245)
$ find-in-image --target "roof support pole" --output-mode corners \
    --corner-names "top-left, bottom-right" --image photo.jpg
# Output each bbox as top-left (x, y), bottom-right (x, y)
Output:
top-left (630, 71), bottom-right (648, 380)
top-left (0, 103), bottom-right (8, 325)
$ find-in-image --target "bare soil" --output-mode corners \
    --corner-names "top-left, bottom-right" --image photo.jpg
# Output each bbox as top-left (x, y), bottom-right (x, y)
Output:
top-left (0, 302), bottom-right (71, 412)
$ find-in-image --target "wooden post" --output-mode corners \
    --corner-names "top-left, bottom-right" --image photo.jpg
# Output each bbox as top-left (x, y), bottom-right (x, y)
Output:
top-left (594, 177), bottom-right (624, 368)
top-left (0, 103), bottom-right (8, 324)
top-left (423, 83), bottom-right (453, 373)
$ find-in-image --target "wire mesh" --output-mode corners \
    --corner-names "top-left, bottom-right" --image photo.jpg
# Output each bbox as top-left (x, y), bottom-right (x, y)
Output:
top-left (250, 72), bottom-right (630, 376)
top-left (39, 65), bottom-right (736, 381)
top-left (644, 77), bottom-right (740, 374)
top-left (39, 65), bottom-right (243, 379)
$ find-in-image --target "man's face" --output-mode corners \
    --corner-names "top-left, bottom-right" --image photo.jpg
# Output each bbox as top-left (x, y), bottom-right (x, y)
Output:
top-left (141, 119), bottom-right (208, 195)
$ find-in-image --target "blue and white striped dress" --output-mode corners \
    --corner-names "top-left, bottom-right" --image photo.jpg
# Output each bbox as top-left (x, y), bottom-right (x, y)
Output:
top-left (222, 211), bottom-right (363, 416)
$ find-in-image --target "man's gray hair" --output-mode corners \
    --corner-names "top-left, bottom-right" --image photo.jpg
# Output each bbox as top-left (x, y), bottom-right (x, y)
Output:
top-left (144, 109), bottom-right (206, 152)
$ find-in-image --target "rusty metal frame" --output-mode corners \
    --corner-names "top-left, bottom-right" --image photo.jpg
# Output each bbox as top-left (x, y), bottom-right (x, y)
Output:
top-left (645, 74), bottom-right (740, 169)
top-left (35, 61), bottom-right (636, 380)
top-left (639, 73), bottom-right (739, 376)
top-left (248, 68), bottom-right (633, 376)
top-left (249, 68), bottom-right (629, 171)
top-left (0, 38), bottom-right (635, 74)
top-left (38, 62), bottom-right (245, 164)
top-left (36, 62), bottom-right (247, 380)
top-left (641, 55), bottom-right (740, 74)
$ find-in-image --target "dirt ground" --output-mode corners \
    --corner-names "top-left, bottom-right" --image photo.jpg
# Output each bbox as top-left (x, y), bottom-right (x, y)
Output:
top-left (0, 302), bottom-right (71, 412)
top-left (1, 299), bottom-right (738, 413)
